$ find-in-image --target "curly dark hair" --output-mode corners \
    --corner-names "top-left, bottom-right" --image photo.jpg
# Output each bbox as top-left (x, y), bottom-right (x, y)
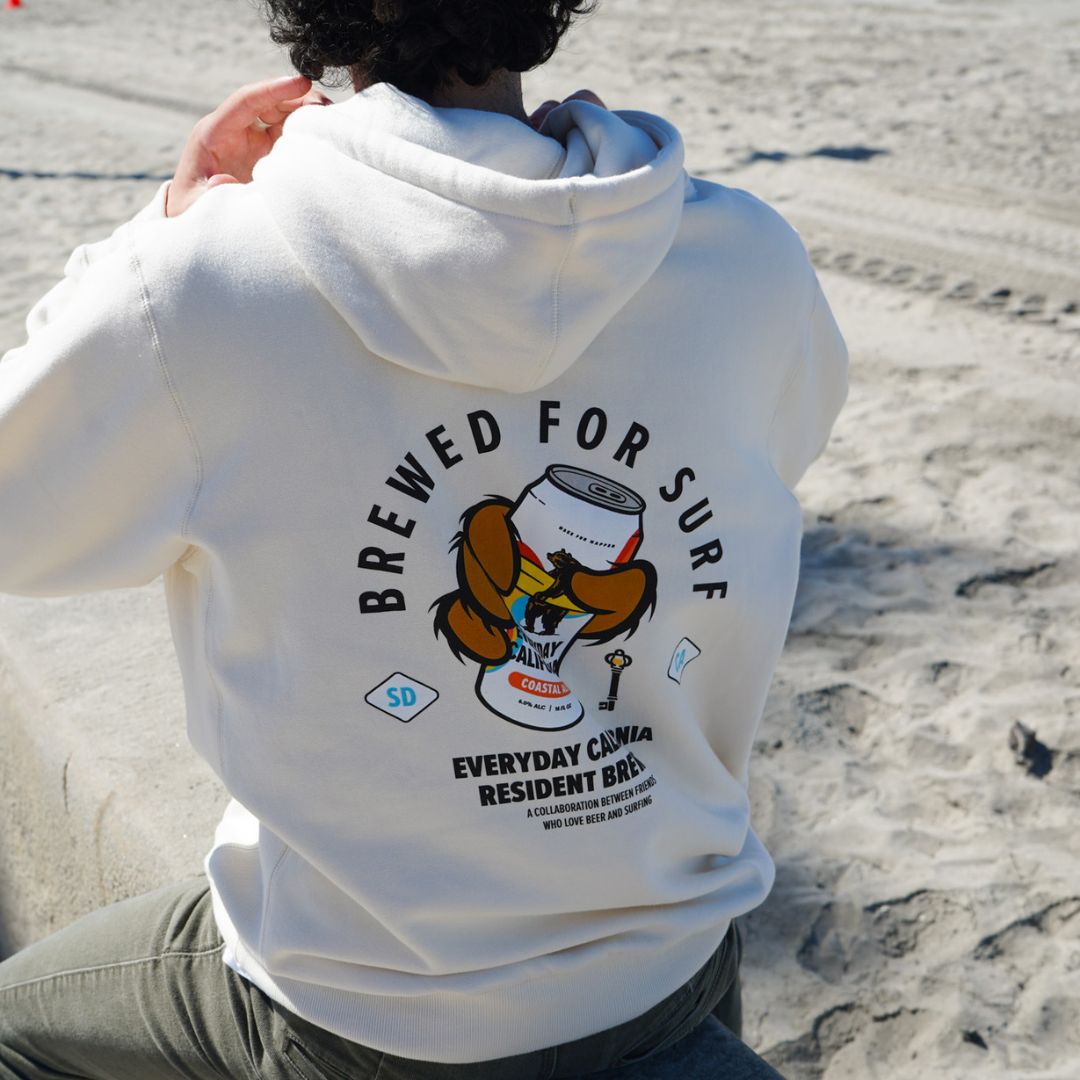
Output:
top-left (259, 0), bottom-right (599, 100)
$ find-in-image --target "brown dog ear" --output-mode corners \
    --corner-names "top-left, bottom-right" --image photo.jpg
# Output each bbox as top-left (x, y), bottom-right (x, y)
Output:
top-left (432, 498), bottom-right (519, 664)
top-left (432, 593), bottom-right (515, 665)
top-left (457, 499), bottom-right (518, 627)
top-left (568, 560), bottom-right (658, 642)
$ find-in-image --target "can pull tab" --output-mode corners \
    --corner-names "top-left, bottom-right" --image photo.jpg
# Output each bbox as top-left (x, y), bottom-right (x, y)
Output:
top-left (599, 649), bottom-right (633, 712)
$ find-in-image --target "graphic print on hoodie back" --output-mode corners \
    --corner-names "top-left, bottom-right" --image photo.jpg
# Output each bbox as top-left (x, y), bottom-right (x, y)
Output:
top-left (200, 83), bottom-right (847, 1061)
top-left (0, 81), bottom-right (847, 1063)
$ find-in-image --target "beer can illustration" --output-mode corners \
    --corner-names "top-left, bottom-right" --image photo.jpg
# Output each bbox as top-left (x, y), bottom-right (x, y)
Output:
top-left (475, 465), bottom-right (646, 730)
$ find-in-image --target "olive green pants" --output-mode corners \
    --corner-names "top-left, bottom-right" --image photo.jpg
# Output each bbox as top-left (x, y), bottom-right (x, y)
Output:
top-left (0, 875), bottom-right (743, 1079)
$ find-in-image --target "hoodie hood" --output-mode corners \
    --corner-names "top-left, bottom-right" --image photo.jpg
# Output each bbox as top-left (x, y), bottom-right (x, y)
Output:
top-left (253, 82), bottom-right (690, 392)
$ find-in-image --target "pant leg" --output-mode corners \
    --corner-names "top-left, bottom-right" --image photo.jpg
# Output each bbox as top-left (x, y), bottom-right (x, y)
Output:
top-left (573, 916), bottom-right (743, 1074)
top-left (0, 879), bottom-right (746, 1080)
top-left (266, 919), bottom-right (745, 1079)
top-left (710, 917), bottom-right (744, 1038)
top-left (0, 876), bottom-right (297, 1080)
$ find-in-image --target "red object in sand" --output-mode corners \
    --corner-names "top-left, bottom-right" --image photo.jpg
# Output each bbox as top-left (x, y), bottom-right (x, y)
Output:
top-left (7, 0), bottom-right (22, 9)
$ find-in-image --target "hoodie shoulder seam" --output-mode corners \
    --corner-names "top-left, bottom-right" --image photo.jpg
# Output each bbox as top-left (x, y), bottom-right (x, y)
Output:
top-left (765, 262), bottom-right (820, 487)
top-left (127, 233), bottom-right (205, 539)
top-left (528, 193), bottom-right (578, 391)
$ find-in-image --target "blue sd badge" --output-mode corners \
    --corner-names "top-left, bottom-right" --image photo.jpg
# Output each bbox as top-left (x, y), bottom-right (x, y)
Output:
top-left (365, 673), bottom-right (439, 722)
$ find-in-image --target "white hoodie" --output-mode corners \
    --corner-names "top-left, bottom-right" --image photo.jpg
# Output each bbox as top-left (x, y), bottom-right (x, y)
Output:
top-left (0, 83), bottom-right (848, 1061)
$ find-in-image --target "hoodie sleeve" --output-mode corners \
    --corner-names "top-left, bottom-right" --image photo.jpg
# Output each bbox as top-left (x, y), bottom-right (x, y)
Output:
top-left (0, 180), bottom-right (200, 597)
top-left (767, 269), bottom-right (849, 490)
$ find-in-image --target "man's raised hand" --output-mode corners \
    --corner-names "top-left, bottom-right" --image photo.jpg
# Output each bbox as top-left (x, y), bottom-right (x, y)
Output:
top-left (166, 75), bottom-right (331, 218)
top-left (527, 89), bottom-right (607, 130)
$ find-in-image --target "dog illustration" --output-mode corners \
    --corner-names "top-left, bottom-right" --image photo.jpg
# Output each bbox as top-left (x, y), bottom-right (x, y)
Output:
top-left (432, 497), bottom-right (657, 667)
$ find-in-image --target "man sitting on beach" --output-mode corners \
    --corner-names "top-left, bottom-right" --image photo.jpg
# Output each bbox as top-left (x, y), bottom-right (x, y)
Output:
top-left (0, 0), bottom-right (846, 1075)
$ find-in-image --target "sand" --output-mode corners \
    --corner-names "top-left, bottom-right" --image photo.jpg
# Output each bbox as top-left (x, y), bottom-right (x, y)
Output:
top-left (2, 1), bottom-right (1079, 1076)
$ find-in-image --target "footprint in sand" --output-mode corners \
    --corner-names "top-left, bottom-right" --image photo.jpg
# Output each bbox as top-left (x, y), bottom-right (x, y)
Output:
top-left (945, 279), bottom-right (978, 301)
top-left (1058, 301), bottom-right (1080, 333)
top-left (764, 1003), bottom-right (928, 1080)
top-left (791, 682), bottom-right (878, 749)
top-left (1014, 293), bottom-right (1046, 317)
top-left (913, 271), bottom-right (946, 292)
top-left (973, 896), bottom-right (1080, 964)
top-left (978, 287), bottom-right (1012, 309)
top-left (796, 890), bottom-right (977, 984)
top-left (882, 263), bottom-right (916, 285)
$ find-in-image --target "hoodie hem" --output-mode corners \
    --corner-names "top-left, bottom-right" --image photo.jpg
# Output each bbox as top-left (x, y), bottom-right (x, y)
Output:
top-left (204, 834), bottom-right (776, 1064)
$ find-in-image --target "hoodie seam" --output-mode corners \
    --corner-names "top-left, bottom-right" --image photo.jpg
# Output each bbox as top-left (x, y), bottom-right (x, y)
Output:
top-left (203, 570), bottom-right (228, 780)
top-left (127, 235), bottom-right (228, 781)
top-left (529, 194), bottom-right (578, 391)
top-left (765, 276), bottom-right (819, 490)
top-left (376, 84), bottom-right (572, 186)
top-left (258, 845), bottom-right (295, 959)
top-left (128, 236), bottom-right (204, 540)
top-left (268, 126), bottom-right (679, 226)
top-left (307, 128), bottom-right (673, 225)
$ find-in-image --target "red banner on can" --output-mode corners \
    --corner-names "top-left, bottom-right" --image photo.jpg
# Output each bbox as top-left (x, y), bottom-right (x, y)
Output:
top-left (509, 671), bottom-right (571, 698)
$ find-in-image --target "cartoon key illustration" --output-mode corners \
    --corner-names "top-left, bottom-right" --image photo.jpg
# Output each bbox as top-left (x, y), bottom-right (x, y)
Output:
top-left (599, 649), bottom-right (632, 711)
